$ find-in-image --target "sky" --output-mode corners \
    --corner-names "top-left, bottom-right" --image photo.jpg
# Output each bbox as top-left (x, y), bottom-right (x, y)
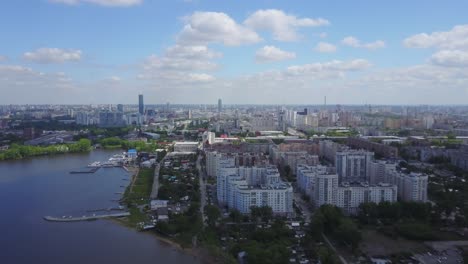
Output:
top-left (1, 0), bottom-right (468, 105)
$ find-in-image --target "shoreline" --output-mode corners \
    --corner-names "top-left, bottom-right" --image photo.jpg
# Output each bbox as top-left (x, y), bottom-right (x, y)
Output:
top-left (111, 218), bottom-right (216, 264)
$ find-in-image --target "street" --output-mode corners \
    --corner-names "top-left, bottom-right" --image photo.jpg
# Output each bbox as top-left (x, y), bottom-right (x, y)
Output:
top-left (196, 155), bottom-right (207, 226)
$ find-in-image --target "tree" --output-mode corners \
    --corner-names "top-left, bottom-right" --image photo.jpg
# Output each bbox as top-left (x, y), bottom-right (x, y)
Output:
top-left (317, 247), bottom-right (340, 264)
top-left (250, 206), bottom-right (273, 223)
top-left (334, 218), bottom-right (362, 251)
top-left (229, 209), bottom-right (242, 223)
top-left (205, 205), bottom-right (221, 227)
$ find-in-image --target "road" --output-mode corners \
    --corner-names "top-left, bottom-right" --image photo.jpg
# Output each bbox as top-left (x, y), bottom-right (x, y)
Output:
top-left (293, 189), bottom-right (312, 223)
top-left (150, 163), bottom-right (160, 199)
top-left (322, 233), bottom-right (349, 264)
top-left (196, 155), bottom-right (207, 226)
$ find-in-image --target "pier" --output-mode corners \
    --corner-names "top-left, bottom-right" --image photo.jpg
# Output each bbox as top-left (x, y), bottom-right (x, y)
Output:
top-left (43, 212), bottom-right (130, 222)
top-left (69, 167), bottom-right (100, 174)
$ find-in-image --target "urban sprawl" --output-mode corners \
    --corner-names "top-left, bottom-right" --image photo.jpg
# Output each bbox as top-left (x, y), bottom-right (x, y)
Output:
top-left (1, 95), bottom-right (467, 264)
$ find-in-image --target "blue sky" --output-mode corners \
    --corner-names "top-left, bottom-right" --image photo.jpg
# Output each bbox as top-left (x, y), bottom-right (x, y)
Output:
top-left (1, 0), bottom-right (468, 104)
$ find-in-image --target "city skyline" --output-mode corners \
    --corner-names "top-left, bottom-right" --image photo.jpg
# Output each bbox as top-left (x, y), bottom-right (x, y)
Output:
top-left (1, 1), bottom-right (468, 104)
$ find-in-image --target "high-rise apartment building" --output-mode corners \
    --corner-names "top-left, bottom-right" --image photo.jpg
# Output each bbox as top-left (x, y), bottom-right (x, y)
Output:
top-left (217, 166), bottom-right (293, 215)
top-left (335, 150), bottom-right (374, 182)
top-left (138, 94), bottom-right (144, 115)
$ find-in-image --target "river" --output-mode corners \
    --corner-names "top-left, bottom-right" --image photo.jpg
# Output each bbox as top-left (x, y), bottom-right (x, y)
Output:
top-left (0, 150), bottom-right (199, 264)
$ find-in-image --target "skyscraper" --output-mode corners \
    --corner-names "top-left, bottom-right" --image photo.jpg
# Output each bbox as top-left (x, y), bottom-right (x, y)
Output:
top-left (218, 98), bottom-right (222, 113)
top-left (138, 94), bottom-right (144, 115)
top-left (117, 104), bottom-right (124, 112)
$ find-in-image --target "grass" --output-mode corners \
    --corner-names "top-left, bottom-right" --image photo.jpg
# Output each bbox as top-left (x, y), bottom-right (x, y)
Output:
top-left (360, 228), bottom-right (426, 257)
top-left (121, 167), bottom-right (154, 227)
top-left (124, 167), bottom-right (154, 205)
top-left (127, 207), bottom-right (149, 226)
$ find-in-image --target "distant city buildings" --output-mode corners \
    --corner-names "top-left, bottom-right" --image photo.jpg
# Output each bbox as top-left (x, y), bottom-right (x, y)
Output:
top-left (98, 111), bottom-right (126, 127)
top-left (173, 141), bottom-right (199, 153)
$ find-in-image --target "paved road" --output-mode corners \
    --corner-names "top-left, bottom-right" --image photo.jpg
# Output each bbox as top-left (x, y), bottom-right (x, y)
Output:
top-left (150, 163), bottom-right (160, 200)
top-left (197, 155), bottom-right (207, 226)
top-left (293, 190), bottom-right (312, 223)
top-left (322, 233), bottom-right (349, 264)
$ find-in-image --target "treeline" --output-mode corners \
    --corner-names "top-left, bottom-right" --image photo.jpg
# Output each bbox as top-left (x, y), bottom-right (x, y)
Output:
top-left (0, 139), bottom-right (91, 161)
top-left (99, 137), bottom-right (157, 152)
top-left (310, 205), bottom-right (362, 251)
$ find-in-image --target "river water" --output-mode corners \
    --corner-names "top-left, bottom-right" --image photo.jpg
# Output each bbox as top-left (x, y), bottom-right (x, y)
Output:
top-left (0, 150), bottom-right (199, 264)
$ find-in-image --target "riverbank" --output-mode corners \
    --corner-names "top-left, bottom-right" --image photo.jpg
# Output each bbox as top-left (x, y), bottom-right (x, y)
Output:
top-left (112, 216), bottom-right (219, 264)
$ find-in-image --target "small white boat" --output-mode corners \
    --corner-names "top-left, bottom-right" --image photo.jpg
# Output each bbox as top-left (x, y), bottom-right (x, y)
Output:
top-left (87, 161), bottom-right (102, 168)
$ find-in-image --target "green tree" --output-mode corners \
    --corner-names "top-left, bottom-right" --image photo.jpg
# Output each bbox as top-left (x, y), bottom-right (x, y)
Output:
top-left (334, 218), bottom-right (362, 251)
top-left (205, 205), bottom-right (221, 227)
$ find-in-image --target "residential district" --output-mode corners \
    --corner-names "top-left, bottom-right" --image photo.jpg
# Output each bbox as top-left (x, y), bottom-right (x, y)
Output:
top-left (1, 96), bottom-right (468, 264)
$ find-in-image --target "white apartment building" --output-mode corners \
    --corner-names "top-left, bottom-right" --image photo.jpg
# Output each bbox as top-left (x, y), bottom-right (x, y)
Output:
top-left (206, 151), bottom-right (236, 177)
top-left (173, 141), bottom-right (199, 153)
top-left (335, 150), bottom-right (374, 182)
top-left (391, 172), bottom-right (428, 202)
top-left (336, 182), bottom-right (397, 214)
top-left (280, 152), bottom-right (319, 175)
top-left (217, 166), bottom-right (293, 215)
top-left (369, 160), bottom-right (397, 184)
top-left (297, 165), bottom-right (335, 199)
top-left (314, 173), bottom-right (339, 207)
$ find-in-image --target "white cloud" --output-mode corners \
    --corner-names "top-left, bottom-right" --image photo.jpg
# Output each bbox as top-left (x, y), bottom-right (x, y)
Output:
top-left (165, 44), bottom-right (221, 60)
top-left (342, 36), bottom-right (385, 50)
top-left (285, 59), bottom-right (371, 76)
top-left (23, 48), bottom-right (82, 64)
top-left (177, 12), bottom-right (261, 46)
top-left (49, 0), bottom-right (142, 7)
top-left (0, 65), bottom-right (77, 103)
top-left (244, 9), bottom-right (329, 41)
top-left (315, 42), bottom-right (337, 53)
top-left (403, 24), bottom-right (468, 49)
top-left (0, 55), bottom-right (7, 62)
top-left (108, 76), bottom-right (122, 81)
top-left (255, 46), bottom-right (296, 63)
top-left (188, 73), bottom-right (215, 82)
top-left (138, 44), bottom-right (219, 84)
top-left (431, 50), bottom-right (468, 67)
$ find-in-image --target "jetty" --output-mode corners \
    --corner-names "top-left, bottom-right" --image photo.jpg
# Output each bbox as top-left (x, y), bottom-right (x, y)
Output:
top-left (69, 167), bottom-right (100, 174)
top-left (43, 212), bottom-right (130, 222)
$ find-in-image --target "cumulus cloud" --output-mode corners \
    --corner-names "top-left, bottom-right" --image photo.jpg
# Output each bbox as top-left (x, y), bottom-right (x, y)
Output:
top-left (0, 65), bottom-right (77, 103)
top-left (403, 24), bottom-right (468, 49)
top-left (188, 73), bottom-right (215, 82)
top-left (138, 44), bottom-right (219, 85)
top-left (23, 48), bottom-right (82, 64)
top-left (341, 36), bottom-right (385, 50)
top-left (315, 42), bottom-right (337, 53)
top-left (49, 0), bottom-right (142, 7)
top-left (177, 12), bottom-right (261, 46)
top-left (431, 50), bottom-right (468, 67)
top-left (285, 59), bottom-right (371, 76)
top-left (244, 9), bottom-right (329, 41)
top-left (255, 46), bottom-right (296, 63)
